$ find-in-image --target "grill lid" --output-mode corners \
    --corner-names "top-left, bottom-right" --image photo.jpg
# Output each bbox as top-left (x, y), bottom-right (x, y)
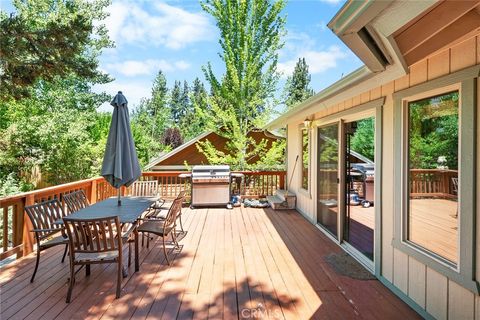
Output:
top-left (192, 165), bottom-right (230, 176)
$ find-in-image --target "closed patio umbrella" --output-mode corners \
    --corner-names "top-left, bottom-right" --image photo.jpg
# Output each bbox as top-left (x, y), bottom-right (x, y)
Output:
top-left (101, 91), bottom-right (141, 206)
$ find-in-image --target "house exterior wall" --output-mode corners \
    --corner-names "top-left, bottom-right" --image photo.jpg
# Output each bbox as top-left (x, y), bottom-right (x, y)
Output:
top-left (285, 35), bottom-right (480, 319)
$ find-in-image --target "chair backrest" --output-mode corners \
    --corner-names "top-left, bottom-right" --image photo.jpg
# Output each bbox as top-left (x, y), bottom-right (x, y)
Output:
top-left (452, 177), bottom-right (459, 193)
top-left (63, 190), bottom-right (89, 213)
top-left (176, 190), bottom-right (185, 200)
top-left (130, 180), bottom-right (159, 197)
top-left (164, 196), bottom-right (184, 229)
top-left (63, 216), bottom-right (122, 254)
top-left (25, 199), bottom-right (66, 241)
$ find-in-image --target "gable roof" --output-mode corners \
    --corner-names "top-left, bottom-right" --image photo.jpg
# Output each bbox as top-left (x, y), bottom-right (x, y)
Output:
top-left (144, 129), bottom-right (283, 170)
top-left (144, 131), bottom-right (212, 170)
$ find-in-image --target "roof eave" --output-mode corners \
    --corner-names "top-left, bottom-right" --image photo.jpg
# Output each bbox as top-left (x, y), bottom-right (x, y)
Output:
top-left (264, 65), bottom-right (372, 130)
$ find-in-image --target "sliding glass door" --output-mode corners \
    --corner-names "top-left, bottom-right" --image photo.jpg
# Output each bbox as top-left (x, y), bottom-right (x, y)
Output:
top-left (344, 117), bottom-right (375, 261)
top-left (317, 123), bottom-right (339, 238)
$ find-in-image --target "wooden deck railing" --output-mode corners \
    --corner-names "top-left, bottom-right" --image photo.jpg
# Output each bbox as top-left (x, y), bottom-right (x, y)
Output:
top-left (0, 170), bottom-right (286, 262)
top-left (410, 169), bottom-right (458, 199)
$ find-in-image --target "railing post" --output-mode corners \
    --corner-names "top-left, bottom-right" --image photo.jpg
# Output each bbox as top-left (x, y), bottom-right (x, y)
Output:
top-left (15, 202), bottom-right (24, 258)
top-left (22, 194), bottom-right (35, 256)
top-left (442, 171), bottom-right (449, 195)
top-left (89, 179), bottom-right (97, 204)
top-left (279, 172), bottom-right (286, 190)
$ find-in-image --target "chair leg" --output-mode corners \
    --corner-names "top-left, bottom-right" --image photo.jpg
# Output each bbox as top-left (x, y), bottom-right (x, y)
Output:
top-left (147, 233), bottom-right (150, 249)
top-left (66, 264), bottom-right (75, 303)
top-left (116, 260), bottom-right (122, 298)
top-left (31, 247), bottom-right (41, 283)
top-left (86, 264), bottom-right (91, 276)
top-left (128, 241), bottom-right (131, 267)
top-left (178, 214), bottom-right (184, 233)
top-left (162, 235), bottom-right (170, 265)
top-left (171, 231), bottom-right (179, 249)
top-left (61, 244), bottom-right (68, 263)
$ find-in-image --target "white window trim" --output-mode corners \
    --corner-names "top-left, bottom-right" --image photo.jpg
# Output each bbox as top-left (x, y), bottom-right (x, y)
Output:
top-left (299, 125), bottom-right (311, 194)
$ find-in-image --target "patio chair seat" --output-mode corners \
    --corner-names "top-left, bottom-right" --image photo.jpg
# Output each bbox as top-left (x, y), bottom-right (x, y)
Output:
top-left (138, 220), bottom-right (174, 237)
top-left (39, 234), bottom-right (69, 249)
top-left (75, 251), bottom-right (119, 263)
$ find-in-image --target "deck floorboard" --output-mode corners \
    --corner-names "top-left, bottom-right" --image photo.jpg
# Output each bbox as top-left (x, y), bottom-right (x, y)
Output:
top-left (0, 206), bottom-right (420, 319)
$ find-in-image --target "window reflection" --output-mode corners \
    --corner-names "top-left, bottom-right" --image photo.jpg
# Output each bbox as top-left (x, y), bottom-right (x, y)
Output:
top-left (301, 129), bottom-right (309, 190)
top-left (317, 124), bottom-right (339, 237)
top-left (407, 91), bottom-right (459, 264)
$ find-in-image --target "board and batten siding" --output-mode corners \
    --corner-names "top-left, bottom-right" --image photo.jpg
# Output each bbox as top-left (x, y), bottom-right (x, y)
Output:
top-left (287, 122), bottom-right (316, 223)
top-left (285, 35), bottom-right (480, 319)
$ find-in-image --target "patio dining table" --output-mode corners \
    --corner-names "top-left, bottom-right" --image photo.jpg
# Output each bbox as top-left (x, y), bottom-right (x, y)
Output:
top-left (58, 196), bottom-right (157, 272)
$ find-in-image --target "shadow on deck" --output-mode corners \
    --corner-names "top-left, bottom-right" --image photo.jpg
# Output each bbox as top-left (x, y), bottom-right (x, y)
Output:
top-left (0, 206), bottom-right (420, 319)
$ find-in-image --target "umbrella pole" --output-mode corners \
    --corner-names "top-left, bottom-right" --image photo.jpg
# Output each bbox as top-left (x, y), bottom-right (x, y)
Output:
top-left (117, 188), bottom-right (121, 206)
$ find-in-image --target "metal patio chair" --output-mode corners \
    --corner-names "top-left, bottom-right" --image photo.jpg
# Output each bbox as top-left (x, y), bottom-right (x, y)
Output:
top-left (130, 180), bottom-right (167, 245)
top-left (63, 190), bottom-right (90, 213)
top-left (130, 180), bottom-right (165, 208)
top-left (137, 195), bottom-right (184, 265)
top-left (63, 215), bottom-right (123, 303)
top-left (146, 191), bottom-right (185, 234)
top-left (24, 199), bottom-right (69, 282)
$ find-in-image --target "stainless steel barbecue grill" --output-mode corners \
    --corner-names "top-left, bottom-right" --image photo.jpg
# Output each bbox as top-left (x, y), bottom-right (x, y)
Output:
top-left (191, 165), bottom-right (232, 208)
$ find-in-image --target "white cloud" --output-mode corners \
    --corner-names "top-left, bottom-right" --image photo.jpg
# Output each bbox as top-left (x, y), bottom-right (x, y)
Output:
top-left (105, 59), bottom-right (191, 77)
top-left (279, 46), bottom-right (348, 77)
top-left (94, 80), bottom-right (152, 111)
top-left (104, 1), bottom-right (215, 50)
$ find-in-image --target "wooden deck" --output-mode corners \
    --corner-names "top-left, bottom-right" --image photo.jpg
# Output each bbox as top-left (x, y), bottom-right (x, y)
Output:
top-left (0, 206), bottom-right (420, 319)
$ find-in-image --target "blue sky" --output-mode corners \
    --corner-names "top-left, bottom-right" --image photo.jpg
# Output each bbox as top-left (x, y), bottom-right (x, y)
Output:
top-left (4, 0), bottom-right (363, 111)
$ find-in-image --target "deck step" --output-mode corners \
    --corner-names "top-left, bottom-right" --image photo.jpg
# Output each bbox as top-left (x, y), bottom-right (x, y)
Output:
top-left (267, 189), bottom-right (296, 210)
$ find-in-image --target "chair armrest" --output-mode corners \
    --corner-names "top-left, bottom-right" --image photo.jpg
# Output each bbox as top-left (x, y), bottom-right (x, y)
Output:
top-left (137, 217), bottom-right (164, 222)
top-left (30, 228), bottom-right (61, 233)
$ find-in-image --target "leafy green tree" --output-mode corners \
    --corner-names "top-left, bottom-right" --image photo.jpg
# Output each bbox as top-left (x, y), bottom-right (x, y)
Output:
top-left (0, 0), bottom-right (113, 191)
top-left (350, 118), bottom-right (375, 161)
top-left (130, 70), bottom-right (171, 164)
top-left (180, 77), bottom-right (209, 140)
top-left (199, 0), bottom-right (286, 169)
top-left (283, 57), bottom-right (315, 110)
top-left (408, 92), bottom-right (458, 169)
top-left (0, 0), bottom-right (112, 100)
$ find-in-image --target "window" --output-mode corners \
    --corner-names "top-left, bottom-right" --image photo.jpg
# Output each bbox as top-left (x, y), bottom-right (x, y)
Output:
top-left (407, 91), bottom-right (459, 265)
top-left (301, 128), bottom-right (309, 190)
top-left (392, 64), bottom-right (479, 293)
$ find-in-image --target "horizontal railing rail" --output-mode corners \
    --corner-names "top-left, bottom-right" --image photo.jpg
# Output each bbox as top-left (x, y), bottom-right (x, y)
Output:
top-left (409, 169), bottom-right (458, 199)
top-left (0, 170), bottom-right (286, 262)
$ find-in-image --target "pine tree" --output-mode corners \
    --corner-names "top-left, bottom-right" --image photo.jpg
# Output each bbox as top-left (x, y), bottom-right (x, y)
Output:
top-left (199, 0), bottom-right (286, 169)
top-left (0, 0), bottom-right (113, 100)
top-left (170, 80), bottom-right (182, 125)
top-left (192, 78), bottom-right (207, 104)
top-left (180, 78), bottom-right (209, 140)
top-left (181, 80), bottom-right (190, 115)
top-left (149, 71), bottom-right (170, 139)
top-left (283, 57), bottom-right (315, 110)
